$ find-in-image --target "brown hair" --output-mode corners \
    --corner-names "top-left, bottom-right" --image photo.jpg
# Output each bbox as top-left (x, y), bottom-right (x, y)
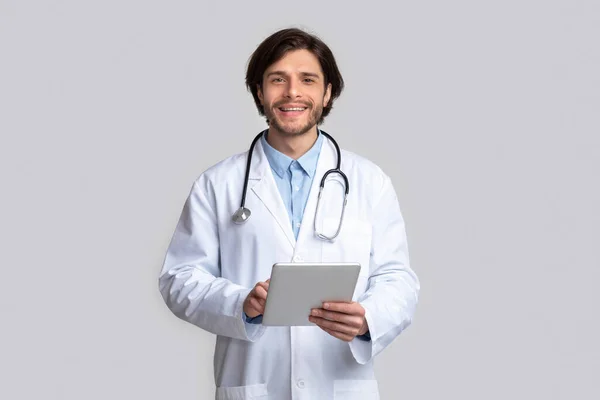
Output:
top-left (245, 28), bottom-right (344, 125)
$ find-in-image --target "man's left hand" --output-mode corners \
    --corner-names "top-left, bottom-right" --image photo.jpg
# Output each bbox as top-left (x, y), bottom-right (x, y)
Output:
top-left (309, 301), bottom-right (368, 342)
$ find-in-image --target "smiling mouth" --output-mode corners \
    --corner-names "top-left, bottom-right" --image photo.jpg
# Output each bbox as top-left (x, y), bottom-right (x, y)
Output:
top-left (278, 107), bottom-right (307, 112)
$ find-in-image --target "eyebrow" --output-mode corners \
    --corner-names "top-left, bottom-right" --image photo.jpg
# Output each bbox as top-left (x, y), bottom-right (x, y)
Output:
top-left (266, 71), bottom-right (321, 79)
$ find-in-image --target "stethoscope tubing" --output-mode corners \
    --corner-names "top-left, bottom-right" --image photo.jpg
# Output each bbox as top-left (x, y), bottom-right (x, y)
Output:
top-left (233, 129), bottom-right (348, 240)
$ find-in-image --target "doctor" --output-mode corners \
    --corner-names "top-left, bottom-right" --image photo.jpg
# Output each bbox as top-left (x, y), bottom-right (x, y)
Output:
top-left (159, 27), bottom-right (419, 400)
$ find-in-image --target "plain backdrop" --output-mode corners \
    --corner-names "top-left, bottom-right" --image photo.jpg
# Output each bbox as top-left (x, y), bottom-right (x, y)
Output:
top-left (1, 1), bottom-right (599, 399)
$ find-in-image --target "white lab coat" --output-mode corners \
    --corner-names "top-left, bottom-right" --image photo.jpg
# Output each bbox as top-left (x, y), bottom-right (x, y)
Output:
top-left (159, 135), bottom-right (419, 400)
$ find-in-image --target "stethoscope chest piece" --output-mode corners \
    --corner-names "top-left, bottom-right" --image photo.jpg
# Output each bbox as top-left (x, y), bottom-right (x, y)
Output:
top-left (232, 207), bottom-right (251, 224)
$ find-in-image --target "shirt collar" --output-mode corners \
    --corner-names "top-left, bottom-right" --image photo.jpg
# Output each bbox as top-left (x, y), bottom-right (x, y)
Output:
top-left (261, 129), bottom-right (323, 179)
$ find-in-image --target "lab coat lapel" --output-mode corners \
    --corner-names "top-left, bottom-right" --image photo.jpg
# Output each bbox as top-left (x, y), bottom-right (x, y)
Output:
top-left (296, 135), bottom-right (336, 248)
top-left (249, 138), bottom-right (296, 249)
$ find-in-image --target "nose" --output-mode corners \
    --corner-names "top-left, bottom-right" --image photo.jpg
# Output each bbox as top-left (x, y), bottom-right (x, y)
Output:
top-left (284, 77), bottom-right (302, 99)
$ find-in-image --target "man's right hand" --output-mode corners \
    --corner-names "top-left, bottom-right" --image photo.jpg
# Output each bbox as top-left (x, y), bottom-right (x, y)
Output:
top-left (243, 279), bottom-right (270, 318)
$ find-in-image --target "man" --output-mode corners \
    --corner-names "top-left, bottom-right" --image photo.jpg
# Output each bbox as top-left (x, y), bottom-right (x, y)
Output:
top-left (159, 27), bottom-right (419, 400)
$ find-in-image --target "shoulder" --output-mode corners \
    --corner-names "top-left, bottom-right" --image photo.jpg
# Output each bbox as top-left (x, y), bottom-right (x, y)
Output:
top-left (340, 148), bottom-right (392, 194)
top-left (340, 148), bottom-right (384, 175)
top-left (191, 150), bottom-right (247, 192)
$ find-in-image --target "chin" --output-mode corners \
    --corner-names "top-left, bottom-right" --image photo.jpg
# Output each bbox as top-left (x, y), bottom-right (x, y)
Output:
top-left (266, 107), bottom-right (322, 136)
top-left (272, 121), bottom-right (313, 137)
top-left (282, 126), bottom-right (313, 137)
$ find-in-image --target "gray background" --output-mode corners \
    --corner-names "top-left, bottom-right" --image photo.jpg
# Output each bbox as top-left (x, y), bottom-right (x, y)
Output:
top-left (1, 0), bottom-right (598, 399)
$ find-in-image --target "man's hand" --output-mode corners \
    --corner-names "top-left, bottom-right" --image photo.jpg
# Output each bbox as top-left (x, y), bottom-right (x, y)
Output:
top-left (243, 279), bottom-right (270, 318)
top-left (309, 301), bottom-right (369, 342)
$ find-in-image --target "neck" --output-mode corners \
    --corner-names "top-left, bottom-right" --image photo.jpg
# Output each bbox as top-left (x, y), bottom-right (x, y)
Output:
top-left (266, 125), bottom-right (319, 160)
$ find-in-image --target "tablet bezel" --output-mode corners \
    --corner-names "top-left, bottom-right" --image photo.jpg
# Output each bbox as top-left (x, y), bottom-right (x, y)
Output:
top-left (261, 262), bottom-right (361, 326)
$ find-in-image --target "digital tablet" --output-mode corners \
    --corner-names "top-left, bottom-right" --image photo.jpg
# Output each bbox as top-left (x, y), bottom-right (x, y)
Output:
top-left (262, 262), bottom-right (361, 326)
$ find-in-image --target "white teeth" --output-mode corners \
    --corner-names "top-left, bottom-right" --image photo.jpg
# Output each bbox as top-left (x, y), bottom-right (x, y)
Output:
top-left (280, 107), bottom-right (305, 111)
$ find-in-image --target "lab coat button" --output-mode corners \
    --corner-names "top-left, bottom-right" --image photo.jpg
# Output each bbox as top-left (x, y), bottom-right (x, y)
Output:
top-left (297, 379), bottom-right (305, 389)
top-left (293, 255), bottom-right (303, 262)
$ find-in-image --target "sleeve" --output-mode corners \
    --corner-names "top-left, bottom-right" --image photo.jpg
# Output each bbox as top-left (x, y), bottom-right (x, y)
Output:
top-left (158, 179), bottom-right (266, 342)
top-left (349, 174), bottom-right (420, 363)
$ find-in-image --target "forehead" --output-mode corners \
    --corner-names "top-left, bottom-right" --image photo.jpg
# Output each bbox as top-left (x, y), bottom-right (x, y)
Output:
top-left (264, 49), bottom-right (324, 76)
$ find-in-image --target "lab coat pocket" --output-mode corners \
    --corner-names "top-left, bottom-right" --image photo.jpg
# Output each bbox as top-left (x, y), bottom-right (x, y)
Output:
top-left (333, 379), bottom-right (379, 400)
top-left (215, 383), bottom-right (268, 400)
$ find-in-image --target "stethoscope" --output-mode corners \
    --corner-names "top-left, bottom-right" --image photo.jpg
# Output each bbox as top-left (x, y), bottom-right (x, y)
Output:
top-left (232, 129), bottom-right (348, 241)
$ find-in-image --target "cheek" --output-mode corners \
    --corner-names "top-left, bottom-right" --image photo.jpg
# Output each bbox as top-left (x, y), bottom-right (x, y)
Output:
top-left (263, 96), bottom-right (278, 110)
top-left (312, 91), bottom-right (327, 106)
top-left (260, 87), bottom-right (280, 105)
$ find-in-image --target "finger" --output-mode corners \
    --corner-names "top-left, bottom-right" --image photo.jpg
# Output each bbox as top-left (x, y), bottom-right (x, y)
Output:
top-left (257, 281), bottom-right (270, 291)
top-left (248, 296), bottom-right (260, 311)
top-left (320, 326), bottom-right (354, 342)
top-left (255, 285), bottom-right (268, 300)
top-left (311, 309), bottom-right (359, 325)
top-left (309, 316), bottom-right (358, 336)
top-left (249, 297), bottom-right (264, 314)
top-left (322, 301), bottom-right (365, 316)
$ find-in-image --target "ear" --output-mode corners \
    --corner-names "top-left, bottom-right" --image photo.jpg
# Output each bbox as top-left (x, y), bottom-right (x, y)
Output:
top-left (323, 83), bottom-right (332, 107)
top-left (257, 84), bottom-right (264, 105)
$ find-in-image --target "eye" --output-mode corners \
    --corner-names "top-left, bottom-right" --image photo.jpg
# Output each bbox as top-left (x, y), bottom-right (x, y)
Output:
top-left (303, 78), bottom-right (315, 83)
top-left (272, 77), bottom-right (284, 83)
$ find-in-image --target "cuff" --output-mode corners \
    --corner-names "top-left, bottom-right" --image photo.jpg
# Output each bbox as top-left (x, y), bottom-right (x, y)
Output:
top-left (236, 288), bottom-right (266, 342)
top-left (349, 303), bottom-right (375, 364)
top-left (245, 313), bottom-right (263, 324)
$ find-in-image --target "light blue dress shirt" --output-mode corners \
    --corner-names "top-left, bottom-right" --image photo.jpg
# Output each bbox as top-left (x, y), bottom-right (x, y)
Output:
top-left (261, 130), bottom-right (324, 239)
top-left (245, 129), bottom-right (370, 341)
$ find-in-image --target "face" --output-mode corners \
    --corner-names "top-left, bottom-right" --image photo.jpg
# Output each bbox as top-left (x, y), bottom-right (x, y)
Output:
top-left (257, 49), bottom-right (332, 137)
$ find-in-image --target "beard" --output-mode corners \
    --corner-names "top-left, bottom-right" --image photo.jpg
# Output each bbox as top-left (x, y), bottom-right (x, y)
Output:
top-left (265, 101), bottom-right (324, 137)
